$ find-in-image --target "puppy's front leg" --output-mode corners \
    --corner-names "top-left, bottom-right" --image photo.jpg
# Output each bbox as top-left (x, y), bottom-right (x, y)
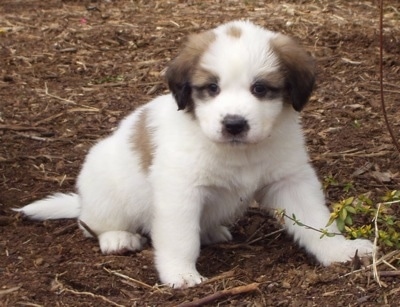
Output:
top-left (151, 183), bottom-right (204, 288)
top-left (260, 164), bottom-right (373, 266)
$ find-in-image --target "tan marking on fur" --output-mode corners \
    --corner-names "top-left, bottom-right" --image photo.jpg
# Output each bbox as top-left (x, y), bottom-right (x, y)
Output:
top-left (166, 30), bottom-right (216, 113)
top-left (270, 34), bottom-right (315, 111)
top-left (226, 25), bottom-right (242, 38)
top-left (256, 70), bottom-right (285, 89)
top-left (131, 109), bottom-right (154, 172)
top-left (191, 67), bottom-right (218, 87)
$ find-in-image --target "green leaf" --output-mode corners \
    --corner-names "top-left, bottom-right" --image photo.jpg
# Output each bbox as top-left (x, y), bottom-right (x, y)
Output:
top-left (346, 205), bottom-right (357, 214)
top-left (340, 208), bottom-right (348, 221)
top-left (344, 197), bottom-right (354, 206)
top-left (345, 215), bottom-right (353, 226)
top-left (337, 219), bottom-right (345, 232)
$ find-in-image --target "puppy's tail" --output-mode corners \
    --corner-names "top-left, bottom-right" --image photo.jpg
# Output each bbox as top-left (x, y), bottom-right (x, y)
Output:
top-left (14, 193), bottom-right (80, 220)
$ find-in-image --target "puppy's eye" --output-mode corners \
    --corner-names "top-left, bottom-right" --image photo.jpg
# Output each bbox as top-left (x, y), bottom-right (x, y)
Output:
top-left (206, 83), bottom-right (220, 96)
top-left (251, 83), bottom-right (269, 98)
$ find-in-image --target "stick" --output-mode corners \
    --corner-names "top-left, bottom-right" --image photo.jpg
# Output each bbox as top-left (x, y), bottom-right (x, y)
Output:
top-left (0, 286), bottom-right (21, 296)
top-left (78, 220), bottom-right (98, 238)
top-left (372, 203), bottom-right (382, 287)
top-left (176, 283), bottom-right (259, 307)
top-left (378, 0), bottom-right (400, 154)
top-left (0, 124), bottom-right (48, 132)
top-left (52, 274), bottom-right (124, 307)
top-left (44, 82), bottom-right (99, 111)
top-left (103, 267), bottom-right (154, 290)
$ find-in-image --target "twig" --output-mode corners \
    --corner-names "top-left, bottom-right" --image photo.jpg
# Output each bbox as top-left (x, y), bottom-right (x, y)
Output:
top-left (378, 0), bottom-right (400, 154)
top-left (374, 271), bottom-right (400, 277)
top-left (52, 274), bottom-right (124, 307)
top-left (103, 267), bottom-right (155, 290)
top-left (202, 270), bottom-right (236, 285)
top-left (245, 229), bottom-right (285, 245)
top-left (44, 82), bottom-right (100, 111)
top-left (15, 132), bottom-right (52, 142)
top-left (340, 250), bottom-right (400, 278)
top-left (218, 229), bottom-right (284, 249)
top-left (15, 302), bottom-right (44, 307)
top-left (0, 124), bottom-right (48, 132)
top-left (78, 220), bottom-right (98, 238)
top-left (44, 82), bottom-right (76, 105)
top-left (0, 286), bottom-right (21, 296)
top-left (54, 222), bottom-right (78, 236)
top-left (372, 203), bottom-right (382, 287)
top-left (279, 210), bottom-right (343, 237)
top-left (175, 282), bottom-right (260, 307)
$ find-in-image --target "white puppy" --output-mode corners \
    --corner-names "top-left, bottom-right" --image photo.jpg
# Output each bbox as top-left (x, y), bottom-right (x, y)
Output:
top-left (17, 20), bottom-right (373, 288)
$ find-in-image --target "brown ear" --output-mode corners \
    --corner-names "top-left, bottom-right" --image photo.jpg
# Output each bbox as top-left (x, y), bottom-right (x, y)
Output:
top-left (271, 35), bottom-right (316, 111)
top-left (165, 31), bottom-right (216, 112)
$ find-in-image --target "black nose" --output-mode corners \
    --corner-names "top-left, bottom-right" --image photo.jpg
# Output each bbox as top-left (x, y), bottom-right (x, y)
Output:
top-left (222, 115), bottom-right (249, 136)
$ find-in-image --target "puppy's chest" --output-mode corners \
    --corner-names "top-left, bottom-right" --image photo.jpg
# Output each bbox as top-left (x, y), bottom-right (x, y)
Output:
top-left (200, 163), bottom-right (265, 195)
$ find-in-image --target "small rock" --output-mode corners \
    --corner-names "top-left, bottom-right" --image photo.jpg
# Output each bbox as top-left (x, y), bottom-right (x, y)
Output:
top-left (35, 257), bottom-right (44, 266)
top-left (281, 281), bottom-right (291, 289)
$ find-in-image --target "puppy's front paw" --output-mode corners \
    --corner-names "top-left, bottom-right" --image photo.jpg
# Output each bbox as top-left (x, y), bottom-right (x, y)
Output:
top-left (160, 268), bottom-right (206, 288)
top-left (201, 225), bottom-right (232, 245)
top-left (318, 238), bottom-right (374, 266)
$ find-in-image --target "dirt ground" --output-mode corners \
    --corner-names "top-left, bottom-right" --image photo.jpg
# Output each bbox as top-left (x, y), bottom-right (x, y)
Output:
top-left (1, 0), bottom-right (399, 306)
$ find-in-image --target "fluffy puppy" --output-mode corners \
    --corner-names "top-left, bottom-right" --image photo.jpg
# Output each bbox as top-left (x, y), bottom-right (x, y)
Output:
top-left (17, 20), bottom-right (373, 288)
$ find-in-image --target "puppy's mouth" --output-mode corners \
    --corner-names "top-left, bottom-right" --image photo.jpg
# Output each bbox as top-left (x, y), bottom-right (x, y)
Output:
top-left (218, 135), bottom-right (252, 146)
top-left (227, 137), bottom-right (248, 145)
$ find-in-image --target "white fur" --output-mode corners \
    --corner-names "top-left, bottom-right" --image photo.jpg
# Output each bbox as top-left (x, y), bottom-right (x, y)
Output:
top-left (16, 21), bottom-right (373, 288)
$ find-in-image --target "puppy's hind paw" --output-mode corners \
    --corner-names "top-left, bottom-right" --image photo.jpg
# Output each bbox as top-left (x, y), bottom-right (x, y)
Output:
top-left (98, 231), bottom-right (145, 255)
top-left (201, 225), bottom-right (232, 245)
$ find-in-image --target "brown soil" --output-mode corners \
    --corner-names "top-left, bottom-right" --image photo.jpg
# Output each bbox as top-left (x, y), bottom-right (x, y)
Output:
top-left (1, 1), bottom-right (399, 306)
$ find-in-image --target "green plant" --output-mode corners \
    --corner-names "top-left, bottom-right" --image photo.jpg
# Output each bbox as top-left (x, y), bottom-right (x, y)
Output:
top-left (327, 190), bottom-right (400, 249)
top-left (323, 174), bottom-right (354, 193)
top-left (93, 74), bottom-right (124, 84)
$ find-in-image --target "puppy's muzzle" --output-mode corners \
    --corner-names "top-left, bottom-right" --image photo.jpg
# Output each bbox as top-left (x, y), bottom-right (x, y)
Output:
top-left (222, 115), bottom-right (249, 136)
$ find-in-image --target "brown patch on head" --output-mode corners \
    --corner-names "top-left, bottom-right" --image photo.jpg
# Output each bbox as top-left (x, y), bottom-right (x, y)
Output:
top-left (131, 109), bottom-right (155, 172)
top-left (255, 70), bottom-right (285, 90)
top-left (252, 70), bottom-right (286, 100)
top-left (226, 25), bottom-right (242, 39)
top-left (270, 34), bottom-right (315, 111)
top-left (165, 30), bottom-right (216, 113)
top-left (191, 67), bottom-right (218, 88)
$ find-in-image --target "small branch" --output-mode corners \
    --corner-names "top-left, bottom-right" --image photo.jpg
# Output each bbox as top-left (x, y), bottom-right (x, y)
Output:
top-left (176, 283), bottom-right (260, 307)
top-left (44, 82), bottom-right (76, 105)
top-left (0, 124), bottom-right (48, 132)
top-left (340, 250), bottom-right (400, 278)
top-left (78, 220), bottom-right (98, 238)
top-left (372, 203), bottom-right (382, 287)
top-left (279, 210), bottom-right (343, 237)
top-left (103, 267), bottom-right (154, 290)
top-left (14, 132), bottom-right (52, 142)
top-left (202, 270), bottom-right (236, 285)
top-left (52, 274), bottom-right (124, 307)
top-left (378, 0), bottom-right (400, 154)
top-left (44, 82), bottom-right (100, 111)
top-left (54, 222), bottom-right (78, 236)
top-left (374, 271), bottom-right (400, 277)
top-left (0, 286), bottom-right (21, 296)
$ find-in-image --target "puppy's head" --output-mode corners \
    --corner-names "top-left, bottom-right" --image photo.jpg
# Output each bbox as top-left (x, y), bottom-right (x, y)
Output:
top-left (166, 20), bottom-right (315, 144)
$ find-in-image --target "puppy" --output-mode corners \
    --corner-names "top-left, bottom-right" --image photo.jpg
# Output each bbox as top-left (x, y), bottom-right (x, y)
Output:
top-left (16, 20), bottom-right (373, 288)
